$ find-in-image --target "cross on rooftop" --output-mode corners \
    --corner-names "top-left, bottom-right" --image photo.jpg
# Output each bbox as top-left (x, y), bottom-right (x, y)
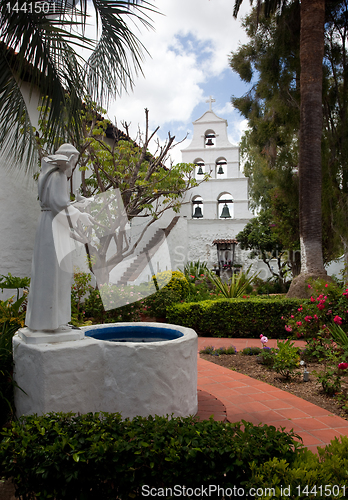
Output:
top-left (206, 96), bottom-right (215, 111)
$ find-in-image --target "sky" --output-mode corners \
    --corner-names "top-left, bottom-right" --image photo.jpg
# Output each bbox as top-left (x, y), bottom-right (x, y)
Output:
top-left (83, 0), bottom-right (253, 164)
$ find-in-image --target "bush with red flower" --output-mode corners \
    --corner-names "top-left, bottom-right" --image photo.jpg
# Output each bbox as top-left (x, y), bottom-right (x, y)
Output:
top-left (282, 278), bottom-right (347, 340)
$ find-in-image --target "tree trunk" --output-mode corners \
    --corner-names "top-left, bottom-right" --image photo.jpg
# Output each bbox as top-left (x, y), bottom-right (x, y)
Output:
top-left (287, 0), bottom-right (327, 298)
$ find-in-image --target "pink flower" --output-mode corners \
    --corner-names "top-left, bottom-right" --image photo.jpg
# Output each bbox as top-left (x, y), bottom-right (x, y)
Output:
top-left (325, 284), bottom-right (329, 288)
top-left (296, 321), bottom-right (302, 326)
top-left (260, 335), bottom-right (268, 346)
top-left (338, 363), bottom-right (348, 370)
top-left (334, 316), bottom-right (343, 325)
top-left (298, 307), bottom-right (303, 312)
top-left (310, 296), bottom-right (316, 303)
top-left (285, 325), bottom-right (292, 332)
top-left (308, 284), bottom-right (311, 288)
top-left (291, 315), bottom-right (294, 318)
top-left (304, 316), bottom-right (312, 322)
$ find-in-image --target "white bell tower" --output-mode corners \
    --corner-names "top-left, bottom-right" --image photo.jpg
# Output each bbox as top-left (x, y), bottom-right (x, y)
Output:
top-left (179, 97), bottom-right (253, 269)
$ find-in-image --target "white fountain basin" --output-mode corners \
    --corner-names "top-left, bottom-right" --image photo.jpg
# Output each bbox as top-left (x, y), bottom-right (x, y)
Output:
top-left (13, 322), bottom-right (198, 419)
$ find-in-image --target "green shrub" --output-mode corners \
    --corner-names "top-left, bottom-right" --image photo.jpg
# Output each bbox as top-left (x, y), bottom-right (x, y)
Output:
top-left (139, 271), bottom-right (190, 319)
top-left (254, 277), bottom-right (290, 295)
top-left (272, 339), bottom-right (301, 380)
top-left (242, 346), bottom-right (262, 356)
top-left (142, 287), bottom-right (181, 319)
top-left (0, 274), bottom-right (29, 426)
top-left (167, 298), bottom-right (306, 338)
top-left (0, 413), bottom-right (302, 500)
top-left (257, 347), bottom-right (275, 367)
top-left (200, 345), bottom-right (237, 355)
top-left (301, 336), bottom-right (333, 362)
top-left (83, 288), bottom-right (141, 324)
top-left (246, 435), bottom-right (348, 499)
top-left (154, 270), bottom-right (190, 298)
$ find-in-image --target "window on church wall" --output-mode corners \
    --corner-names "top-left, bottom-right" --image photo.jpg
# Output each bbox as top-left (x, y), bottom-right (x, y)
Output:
top-left (194, 159), bottom-right (205, 177)
top-left (204, 130), bottom-right (216, 147)
top-left (218, 193), bottom-right (234, 219)
top-left (192, 196), bottom-right (203, 219)
top-left (215, 158), bottom-right (227, 178)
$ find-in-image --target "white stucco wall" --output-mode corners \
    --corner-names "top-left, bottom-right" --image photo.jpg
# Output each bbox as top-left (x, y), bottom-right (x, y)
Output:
top-left (0, 82), bottom-right (41, 279)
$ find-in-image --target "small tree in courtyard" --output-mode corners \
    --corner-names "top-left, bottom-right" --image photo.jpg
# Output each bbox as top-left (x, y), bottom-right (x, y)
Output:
top-left (36, 101), bottom-right (209, 286)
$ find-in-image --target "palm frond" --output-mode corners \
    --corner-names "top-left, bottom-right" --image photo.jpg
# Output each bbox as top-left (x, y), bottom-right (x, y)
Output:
top-left (85, 0), bottom-right (156, 102)
top-left (0, 50), bottom-right (37, 170)
top-left (329, 322), bottom-right (348, 350)
top-left (0, 0), bottom-right (156, 170)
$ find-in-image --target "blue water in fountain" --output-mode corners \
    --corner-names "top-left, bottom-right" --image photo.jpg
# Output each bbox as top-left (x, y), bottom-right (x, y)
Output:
top-left (85, 324), bottom-right (184, 343)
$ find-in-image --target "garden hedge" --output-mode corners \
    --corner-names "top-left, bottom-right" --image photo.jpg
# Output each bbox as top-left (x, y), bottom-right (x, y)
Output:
top-left (166, 297), bottom-right (308, 338)
top-left (0, 412), bottom-right (302, 499)
top-left (246, 435), bottom-right (348, 499)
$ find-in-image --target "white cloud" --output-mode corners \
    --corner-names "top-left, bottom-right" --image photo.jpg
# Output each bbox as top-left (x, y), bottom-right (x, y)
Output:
top-left (108, 0), bottom-right (251, 139)
top-left (74, 0), bottom-right (252, 163)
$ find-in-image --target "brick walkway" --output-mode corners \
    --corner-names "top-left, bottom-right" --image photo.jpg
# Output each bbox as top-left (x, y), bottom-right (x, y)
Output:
top-left (195, 337), bottom-right (348, 454)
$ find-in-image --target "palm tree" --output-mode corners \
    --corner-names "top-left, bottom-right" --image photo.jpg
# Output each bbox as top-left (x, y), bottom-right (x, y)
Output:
top-left (0, 0), bottom-right (155, 171)
top-left (233, 0), bottom-right (327, 297)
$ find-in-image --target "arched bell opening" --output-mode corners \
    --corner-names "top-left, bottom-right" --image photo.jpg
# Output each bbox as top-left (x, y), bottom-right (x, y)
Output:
top-left (218, 193), bottom-right (234, 219)
top-left (194, 159), bottom-right (205, 177)
top-left (204, 130), bottom-right (216, 147)
top-left (216, 158), bottom-right (227, 178)
top-left (192, 196), bottom-right (204, 219)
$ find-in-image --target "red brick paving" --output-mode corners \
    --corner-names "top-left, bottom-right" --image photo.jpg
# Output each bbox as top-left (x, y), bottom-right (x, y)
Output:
top-left (195, 337), bottom-right (348, 454)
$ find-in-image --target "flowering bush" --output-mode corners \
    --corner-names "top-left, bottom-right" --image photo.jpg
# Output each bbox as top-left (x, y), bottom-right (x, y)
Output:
top-left (282, 278), bottom-right (346, 339)
top-left (153, 270), bottom-right (190, 299)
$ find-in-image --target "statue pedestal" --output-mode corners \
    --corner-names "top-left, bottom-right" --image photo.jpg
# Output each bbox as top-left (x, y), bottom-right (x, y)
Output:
top-left (13, 323), bottom-right (198, 419)
top-left (18, 327), bottom-right (84, 344)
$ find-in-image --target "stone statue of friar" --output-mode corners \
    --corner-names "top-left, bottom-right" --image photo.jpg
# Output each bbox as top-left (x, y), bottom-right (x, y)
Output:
top-left (25, 144), bottom-right (93, 332)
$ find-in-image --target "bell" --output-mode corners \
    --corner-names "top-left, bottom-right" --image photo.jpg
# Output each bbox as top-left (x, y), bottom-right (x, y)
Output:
top-left (197, 165), bottom-right (204, 175)
top-left (220, 203), bottom-right (231, 219)
top-left (193, 205), bottom-right (203, 218)
top-left (217, 165), bottom-right (224, 175)
top-left (206, 138), bottom-right (214, 146)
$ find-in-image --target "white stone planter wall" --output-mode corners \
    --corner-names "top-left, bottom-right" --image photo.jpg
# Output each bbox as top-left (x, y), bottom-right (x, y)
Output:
top-left (13, 323), bottom-right (198, 420)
